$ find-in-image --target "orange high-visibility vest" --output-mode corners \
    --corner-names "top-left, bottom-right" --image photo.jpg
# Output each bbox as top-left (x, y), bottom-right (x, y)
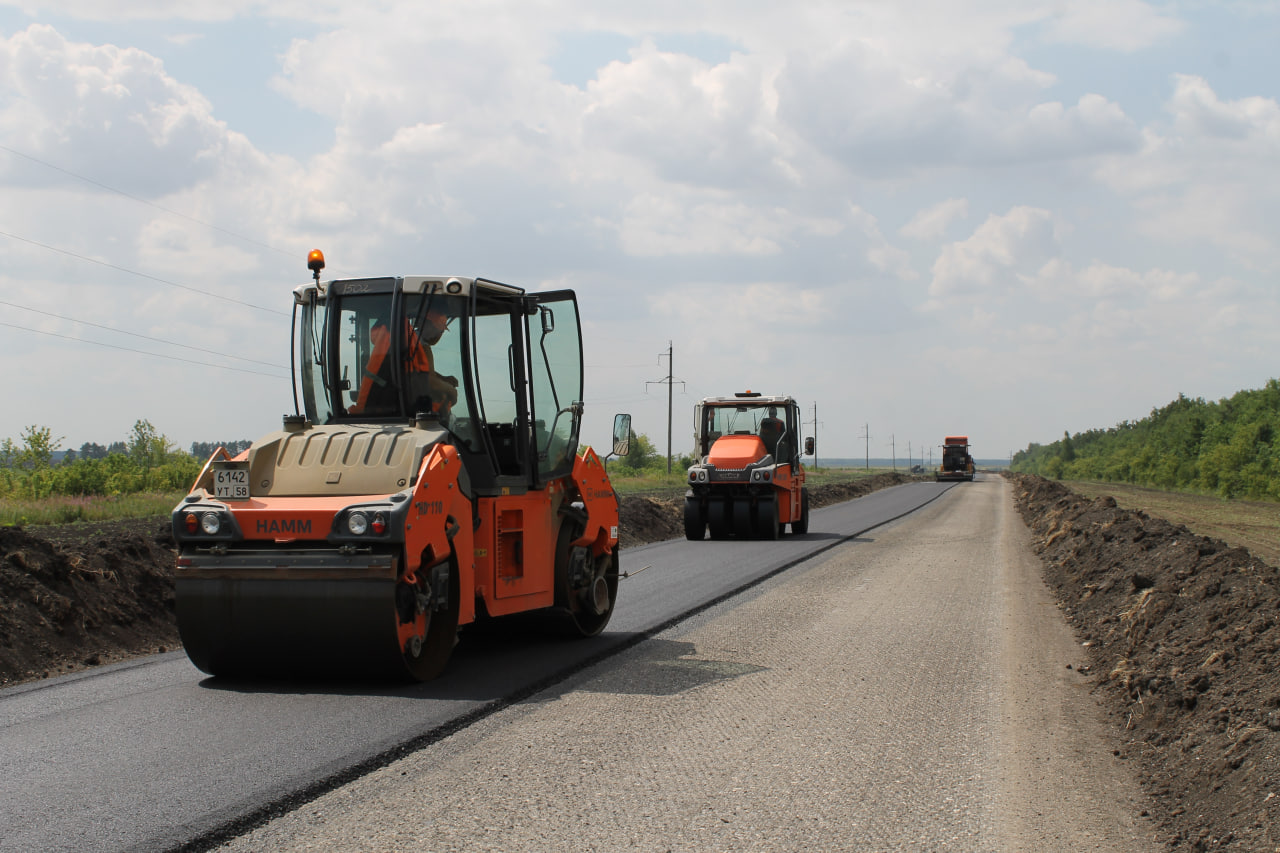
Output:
top-left (351, 322), bottom-right (433, 414)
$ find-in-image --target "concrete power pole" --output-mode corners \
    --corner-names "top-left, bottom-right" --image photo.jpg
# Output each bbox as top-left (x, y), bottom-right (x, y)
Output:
top-left (859, 423), bottom-right (869, 469)
top-left (806, 402), bottom-right (820, 472)
top-left (645, 341), bottom-right (684, 474)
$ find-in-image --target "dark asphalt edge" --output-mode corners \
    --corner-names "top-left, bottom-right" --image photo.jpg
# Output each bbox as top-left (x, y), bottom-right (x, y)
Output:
top-left (165, 481), bottom-right (957, 853)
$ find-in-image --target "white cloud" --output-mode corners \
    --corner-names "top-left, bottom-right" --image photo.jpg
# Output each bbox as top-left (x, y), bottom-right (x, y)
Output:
top-left (900, 198), bottom-right (969, 241)
top-left (1041, 0), bottom-right (1186, 52)
top-left (0, 25), bottom-right (237, 196)
top-left (774, 35), bottom-right (1140, 177)
top-left (1093, 74), bottom-right (1280, 271)
top-left (927, 206), bottom-right (1059, 304)
top-left (582, 41), bottom-right (794, 191)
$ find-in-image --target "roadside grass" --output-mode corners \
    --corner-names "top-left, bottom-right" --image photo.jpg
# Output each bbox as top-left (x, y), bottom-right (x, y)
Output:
top-left (606, 465), bottom-right (895, 501)
top-left (0, 492), bottom-right (186, 528)
top-left (1066, 480), bottom-right (1280, 567)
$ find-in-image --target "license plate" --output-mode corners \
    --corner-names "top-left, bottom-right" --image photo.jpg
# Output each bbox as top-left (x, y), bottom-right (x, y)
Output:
top-left (213, 464), bottom-right (250, 500)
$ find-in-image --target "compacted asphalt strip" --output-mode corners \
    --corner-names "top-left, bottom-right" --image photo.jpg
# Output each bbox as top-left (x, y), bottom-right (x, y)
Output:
top-left (0, 481), bottom-right (954, 853)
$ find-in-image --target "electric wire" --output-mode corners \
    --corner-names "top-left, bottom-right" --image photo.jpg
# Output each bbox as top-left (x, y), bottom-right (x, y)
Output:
top-left (0, 299), bottom-right (288, 369)
top-left (0, 320), bottom-right (289, 379)
top-left (0, 228), bottom-right (288, 315)
top-left (0, 143), bottom-right (296, 259)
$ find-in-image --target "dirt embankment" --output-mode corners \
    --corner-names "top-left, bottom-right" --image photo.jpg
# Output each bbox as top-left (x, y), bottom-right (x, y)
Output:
top-left (1008, 473), bottom-right (1280, 852)
top-left (0, 519), bottom-right (181, 685)
top-left (0, 473), bottom-right (920, 686)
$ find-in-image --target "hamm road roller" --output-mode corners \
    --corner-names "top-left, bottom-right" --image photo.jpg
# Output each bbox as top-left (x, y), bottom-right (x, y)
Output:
top-left (173, 251), bottom-right (629, 680)
top-left (683, 392), bottom-right (812, 540)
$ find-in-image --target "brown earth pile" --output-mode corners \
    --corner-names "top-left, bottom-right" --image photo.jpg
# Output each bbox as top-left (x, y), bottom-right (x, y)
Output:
top-left (0, 518), bottom-right (181, 685)
top-left (1008, 472), bottom-right (1280, 852)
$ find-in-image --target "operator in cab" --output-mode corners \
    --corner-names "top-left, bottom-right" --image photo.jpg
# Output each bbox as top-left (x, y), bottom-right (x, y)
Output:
top-left (350, 306), bottom-right (458, 418)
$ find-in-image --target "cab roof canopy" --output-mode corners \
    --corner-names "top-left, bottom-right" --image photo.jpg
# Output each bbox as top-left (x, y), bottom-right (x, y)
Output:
top-left (292, 275), bottom-right (524, 303)
top-left (701, 393), bottom-right (796, 406)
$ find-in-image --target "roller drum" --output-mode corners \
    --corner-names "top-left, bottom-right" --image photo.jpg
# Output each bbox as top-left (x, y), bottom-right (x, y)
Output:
top-left (177, 577), bottom-right (410, 679)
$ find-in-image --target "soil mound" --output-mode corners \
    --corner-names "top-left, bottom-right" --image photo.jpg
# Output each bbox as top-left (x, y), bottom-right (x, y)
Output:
top-left (0, 518), bottom-right (180, 685)
top-left (1008, 472), bottom-right (1280, 852)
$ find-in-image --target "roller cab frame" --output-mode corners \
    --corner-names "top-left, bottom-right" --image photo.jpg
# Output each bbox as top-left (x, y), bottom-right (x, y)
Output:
top-left (936, 435), bottom-right (975, 482)
top-left (682, 392), bottom-right (812, 540)
top-left (173, 262), bottom-right (627, 681)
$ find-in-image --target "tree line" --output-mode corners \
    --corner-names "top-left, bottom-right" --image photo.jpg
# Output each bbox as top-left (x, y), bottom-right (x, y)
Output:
top-left (0, 421), bottom-right (250, 499)
top-left (1010, 379), bottom-right (1280, 499)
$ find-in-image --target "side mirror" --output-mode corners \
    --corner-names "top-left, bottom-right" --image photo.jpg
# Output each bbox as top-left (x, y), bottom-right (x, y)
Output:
top-left (611, 413), bottom-right (632, 458)
top-left (804, 436), bottom-right (815, 455)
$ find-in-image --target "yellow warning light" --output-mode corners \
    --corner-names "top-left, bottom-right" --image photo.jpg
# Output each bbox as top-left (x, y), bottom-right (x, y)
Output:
top-left (307, 249), bottom-right (325, 272)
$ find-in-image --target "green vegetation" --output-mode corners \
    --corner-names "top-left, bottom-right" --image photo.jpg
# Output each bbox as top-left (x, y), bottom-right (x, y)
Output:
top-left (1011, 379), bottom-right (1280, 500)
top-left (0, 420), bottom-right (205, 526)
top-left (0, 492), bottom-right (188, 527)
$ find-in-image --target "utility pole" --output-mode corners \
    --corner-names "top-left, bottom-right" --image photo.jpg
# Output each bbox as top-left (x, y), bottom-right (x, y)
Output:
top-left (859, 423), bottom-right (869, 469)
top-left (890, 434), bottom-right (896, 471)
top-left (806, 402), bottom-right (821, 472)
top-left (644, 341), bottom-right (684, 474)
top-left (908, 440), bottom-right (912, 471)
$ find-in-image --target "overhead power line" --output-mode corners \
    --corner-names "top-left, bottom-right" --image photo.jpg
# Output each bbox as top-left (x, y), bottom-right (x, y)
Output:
top-left (0, 143), bottom-right (296, 259)
top-left (0, 320), bottom-right (289, 379)
top-left (0, 298), bottom-right (288, 369)
top-left (0, 228), bottom-right (288, 316)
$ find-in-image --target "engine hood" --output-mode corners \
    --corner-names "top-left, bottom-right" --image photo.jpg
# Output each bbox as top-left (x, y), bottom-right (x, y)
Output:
top-left (707, 434), bottom-right (767, 469)
top-left (243, 422), bottom-right (448, 498)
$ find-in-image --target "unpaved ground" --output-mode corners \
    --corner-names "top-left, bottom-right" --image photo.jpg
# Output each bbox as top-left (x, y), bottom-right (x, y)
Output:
top-left (3, 471), bottom-right (1274, 851)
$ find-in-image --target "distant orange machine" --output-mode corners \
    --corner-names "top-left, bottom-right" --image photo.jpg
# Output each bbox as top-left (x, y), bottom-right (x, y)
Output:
top-left (937, 436), bottom-right (975, 482)
top-left (683, 392), bottom-right (814, 540)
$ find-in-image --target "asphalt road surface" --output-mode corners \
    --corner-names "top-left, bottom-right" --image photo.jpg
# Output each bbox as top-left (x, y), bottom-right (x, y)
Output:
top-left (0, 477), bottom-right (1160, 851)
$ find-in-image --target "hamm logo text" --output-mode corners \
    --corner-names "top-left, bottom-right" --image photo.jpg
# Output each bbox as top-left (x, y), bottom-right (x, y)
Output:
top-left (256, 519), bottom-right (312, 535)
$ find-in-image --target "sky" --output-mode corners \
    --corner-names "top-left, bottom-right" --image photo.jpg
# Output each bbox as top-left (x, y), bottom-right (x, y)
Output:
top-left (1, 1), bottom-right (1278, 466)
